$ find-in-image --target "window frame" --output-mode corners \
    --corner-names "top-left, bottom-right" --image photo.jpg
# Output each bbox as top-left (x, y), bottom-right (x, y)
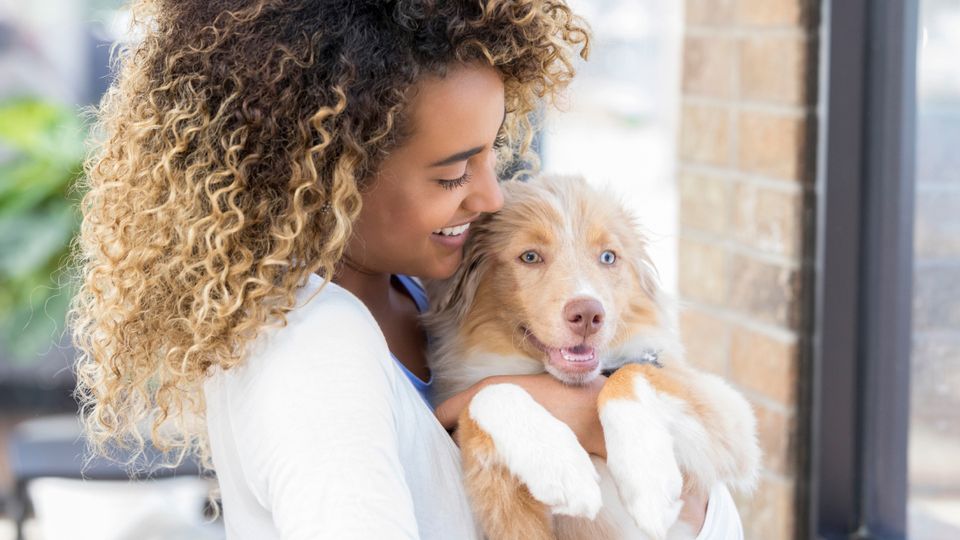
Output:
top-left (806, 0), bottom-right (918, 538)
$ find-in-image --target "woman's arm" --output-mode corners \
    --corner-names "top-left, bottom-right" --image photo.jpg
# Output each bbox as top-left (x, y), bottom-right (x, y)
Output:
top-left (233, 303), bottom-right (421, 539)
top-left (435, 373), bottom-right (607, 456)
top-left (434, 373), bottom-right (709, 533)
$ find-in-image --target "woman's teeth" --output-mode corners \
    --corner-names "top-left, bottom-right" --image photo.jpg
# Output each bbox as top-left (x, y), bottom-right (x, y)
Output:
top-left (432, 222), bottom-right (470, 236)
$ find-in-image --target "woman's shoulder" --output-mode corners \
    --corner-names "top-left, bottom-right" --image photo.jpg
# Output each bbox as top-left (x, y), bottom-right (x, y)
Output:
top-left (290, 273), bottom-right (379, 332)
top-left (265, 272), bottom-right (387, 348)
top-left (208, 274), bottom-right (394, 391)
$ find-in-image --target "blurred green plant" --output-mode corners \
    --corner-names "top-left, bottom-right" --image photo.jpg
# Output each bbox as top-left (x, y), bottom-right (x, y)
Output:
top-left (0, 98), bottom-right (86, 364)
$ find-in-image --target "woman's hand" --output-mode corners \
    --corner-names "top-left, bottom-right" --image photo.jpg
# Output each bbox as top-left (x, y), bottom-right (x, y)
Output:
top-left (434, 373), bottom-right (608, 458)
top-left (678, 487), bottom-right (708, 535)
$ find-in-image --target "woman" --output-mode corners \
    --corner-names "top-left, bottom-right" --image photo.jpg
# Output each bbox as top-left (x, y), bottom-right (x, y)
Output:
top-left (71, 0), bottom-right (738, 537)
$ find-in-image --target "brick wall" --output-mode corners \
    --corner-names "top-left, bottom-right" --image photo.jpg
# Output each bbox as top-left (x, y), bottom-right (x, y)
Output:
top-left (676, 1), bottom-right (818, 538)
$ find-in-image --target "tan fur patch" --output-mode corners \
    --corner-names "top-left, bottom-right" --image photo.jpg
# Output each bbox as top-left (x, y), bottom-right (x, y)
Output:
top-left (599, 362), bottom-right (713, 428)
top-left (597, 364), bottom-right (640, 407)
top-left (457, 410), bottom-right (554, 540)
top-left (555, 513), bottom-right (618, 540)
top-left (459, 274), bottom-right (527, 357)
top-left (633, 361), bottom-right (713, 421)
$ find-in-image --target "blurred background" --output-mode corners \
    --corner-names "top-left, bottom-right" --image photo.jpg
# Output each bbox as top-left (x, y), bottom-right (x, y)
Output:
top-left (0, 0), bottom-right (956, 539)
top-left (0, 1), bottom-right (221, 538)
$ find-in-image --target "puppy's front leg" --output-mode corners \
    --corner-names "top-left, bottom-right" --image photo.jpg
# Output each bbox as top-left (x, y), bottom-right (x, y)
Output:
top-left (459, 383), bottom-right (603, 540)
top-left (624, 361), bottom-right (760, 497)
top-left (598, 365), bottom-right (684, 539)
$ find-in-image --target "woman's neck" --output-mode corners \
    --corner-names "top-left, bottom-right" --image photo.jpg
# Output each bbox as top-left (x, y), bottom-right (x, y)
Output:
top-left (331, 255), bottom-right (402, 317)
top-left (331, 256), bottom-right (429, 381)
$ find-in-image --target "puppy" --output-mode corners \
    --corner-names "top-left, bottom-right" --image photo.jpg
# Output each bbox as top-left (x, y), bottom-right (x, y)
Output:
top-left (422, 174), bottom-right (759, 540)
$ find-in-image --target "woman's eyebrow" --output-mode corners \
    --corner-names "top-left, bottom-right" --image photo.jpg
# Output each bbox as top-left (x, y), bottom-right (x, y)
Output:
top-left (430, 146), bottom-right (484, 167)
top-left (428, 108), bottom-right (507, 168)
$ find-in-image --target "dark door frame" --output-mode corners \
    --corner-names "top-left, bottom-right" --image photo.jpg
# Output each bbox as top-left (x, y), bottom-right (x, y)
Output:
top-left (807, 0), bottom-right (918, 538)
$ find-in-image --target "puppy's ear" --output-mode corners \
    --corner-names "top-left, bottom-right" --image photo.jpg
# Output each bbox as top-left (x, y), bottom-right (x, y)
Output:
top-left (423, 222), bottom-right (491, 326)
top-left (626, 237), bottom-right (661, 305)
top-left (604, 219), bottom-right (684, 366)
top-left (619, 213), bottom-right (670, 326)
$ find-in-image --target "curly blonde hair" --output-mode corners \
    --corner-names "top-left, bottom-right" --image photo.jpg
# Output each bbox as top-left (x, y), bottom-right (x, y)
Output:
top-left (71, 0), bottom-right (590, 469)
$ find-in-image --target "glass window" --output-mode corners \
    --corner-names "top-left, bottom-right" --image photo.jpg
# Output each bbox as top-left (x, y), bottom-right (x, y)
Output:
top-left (908, 0), bottom-right (960, 537)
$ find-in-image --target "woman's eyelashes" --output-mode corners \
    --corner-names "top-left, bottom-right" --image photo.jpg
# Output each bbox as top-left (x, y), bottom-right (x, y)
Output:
top-left (438, 171), bottom-right (472, 190)
top-left (438, 127), bottom-right (504, 190)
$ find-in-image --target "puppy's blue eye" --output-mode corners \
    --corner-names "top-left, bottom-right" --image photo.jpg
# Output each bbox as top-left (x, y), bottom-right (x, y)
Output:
top-left (520, 251), bottom-right (542, 264)
top-left (599, 250), bottom-right (616, 265)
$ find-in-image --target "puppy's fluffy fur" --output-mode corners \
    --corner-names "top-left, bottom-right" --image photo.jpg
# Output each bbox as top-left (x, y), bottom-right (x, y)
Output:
top-left (423, 174), bottom-right (759, 540)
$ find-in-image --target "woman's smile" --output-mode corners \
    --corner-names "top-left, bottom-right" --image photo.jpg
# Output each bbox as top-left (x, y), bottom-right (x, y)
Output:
top-left (431, 222), bottom-right (471, 249)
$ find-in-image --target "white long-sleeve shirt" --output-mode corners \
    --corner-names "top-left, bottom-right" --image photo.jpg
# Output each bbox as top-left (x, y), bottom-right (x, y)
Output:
top-left (203, 273), bottom-right (481, 539)
top-left (203, 272), bottom-right (744, 539)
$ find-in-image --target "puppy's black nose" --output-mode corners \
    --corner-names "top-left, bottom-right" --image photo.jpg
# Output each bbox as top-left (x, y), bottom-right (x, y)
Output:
top-left (564, 298), bottom-right (604, 338)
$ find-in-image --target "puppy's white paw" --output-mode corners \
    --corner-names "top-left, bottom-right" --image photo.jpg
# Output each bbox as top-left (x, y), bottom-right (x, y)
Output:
top-left (600, 379), bottom-right (684, 539)
top-left (469, 383), bottom-right (603, 519)
top-left (531, 445), bottom-right (604, 518)
top-left (619, 470), bottom-right (683, 540)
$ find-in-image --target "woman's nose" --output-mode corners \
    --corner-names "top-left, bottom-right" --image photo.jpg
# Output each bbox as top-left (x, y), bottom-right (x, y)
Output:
top-left (464, 155), bottom-right (504, 214)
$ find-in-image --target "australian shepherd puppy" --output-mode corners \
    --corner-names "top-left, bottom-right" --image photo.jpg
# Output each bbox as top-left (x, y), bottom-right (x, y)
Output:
top-left (422, 174), bottom-right (759, 540)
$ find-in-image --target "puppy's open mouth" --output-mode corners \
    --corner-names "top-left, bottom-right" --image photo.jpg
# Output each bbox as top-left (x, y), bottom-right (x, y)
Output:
top-left (520, 326), bottom-right (599, 374)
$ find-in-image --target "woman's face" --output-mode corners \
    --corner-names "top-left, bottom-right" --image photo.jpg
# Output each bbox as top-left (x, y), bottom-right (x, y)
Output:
top-left (346, 62), bottom-right (506, 280)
